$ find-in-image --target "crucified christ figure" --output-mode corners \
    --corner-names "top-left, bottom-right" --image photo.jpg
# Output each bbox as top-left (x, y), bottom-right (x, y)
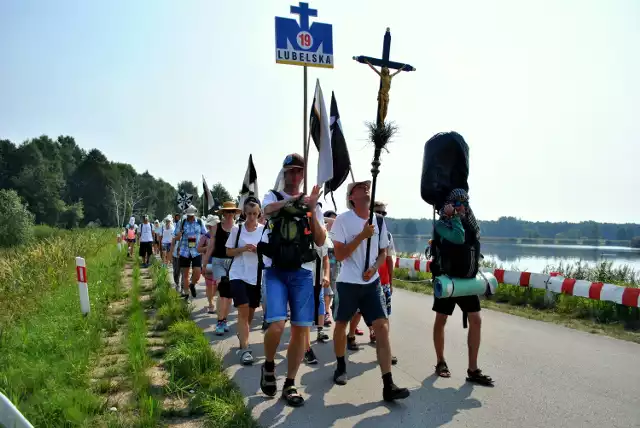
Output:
top-left (365, 60), bottom-right (405, 123)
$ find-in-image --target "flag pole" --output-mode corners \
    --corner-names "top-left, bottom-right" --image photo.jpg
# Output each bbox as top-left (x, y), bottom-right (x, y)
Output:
top-left (303, 65), bottom-right (308, 194)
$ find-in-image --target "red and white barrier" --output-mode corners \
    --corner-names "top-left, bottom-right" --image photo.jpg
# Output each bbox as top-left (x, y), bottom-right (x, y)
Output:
top-left (76, 257), bottom-right (90, 315)
top-left (394, 257), bottom-right (640, 308)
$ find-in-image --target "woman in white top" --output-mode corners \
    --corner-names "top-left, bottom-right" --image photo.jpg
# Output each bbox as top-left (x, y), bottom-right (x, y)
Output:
top-left (226, 197), bottom-right (264, 365)
top-left (161, 218), bottom-right (175, 267)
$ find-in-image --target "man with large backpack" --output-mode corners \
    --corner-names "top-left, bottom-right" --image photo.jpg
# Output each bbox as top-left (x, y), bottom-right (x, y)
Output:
top-left (429, 188), bottom-right (493, 386)
top-left (330, 180), bottom-right (409, 402)
top-left (257, 153), bottom-right (326, 408)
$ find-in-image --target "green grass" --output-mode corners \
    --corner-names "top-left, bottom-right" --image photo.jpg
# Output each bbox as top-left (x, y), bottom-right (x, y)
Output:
top-left (126, 262), bottom-right (161, 427)
top-left (149, 264), bottom-right (257, 428)
top-left (0, 230), bottom-right (127, 426)
top-left (393, 261), bottom-right (640, 343)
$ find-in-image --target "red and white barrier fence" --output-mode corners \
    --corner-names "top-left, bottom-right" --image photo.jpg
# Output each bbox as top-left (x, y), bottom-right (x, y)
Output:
top-left (394, 257), bottom-right (640, 308)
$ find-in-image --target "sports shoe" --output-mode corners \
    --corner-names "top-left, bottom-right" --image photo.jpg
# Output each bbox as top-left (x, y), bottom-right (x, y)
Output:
top-left (324, 313), bottom-right (332, 327)
top-left (392, 356), bottom-right (398, 365)
top-left (237, 349), bottom-right (254, 365)
top-left (223, 320), bottom-right (229, 332)
top-left (317, 330), bottom-right (329, 343)
top-left (189, 283), bottom-right (196, 298)
top-left (369, 330), bottom-right (376, 344)
top-left (347, 336), bottom-right (360, 351)
top-left (304, 348), bottom-right (318, 365)
top-left (215, 322), bottom-right (225, 336)
top-left (355, 328), bottom-right (364, 336)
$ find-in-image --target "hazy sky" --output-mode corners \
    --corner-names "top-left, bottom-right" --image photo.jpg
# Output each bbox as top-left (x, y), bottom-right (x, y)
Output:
top-left (1, 0), bottom-right (639, 223)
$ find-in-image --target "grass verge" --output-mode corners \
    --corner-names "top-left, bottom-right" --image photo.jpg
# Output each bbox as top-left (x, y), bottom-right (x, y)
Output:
top-left (149, 264), bottom-right (257, 428)
top-left (0, 232), bottom-right (126, 426)
top-left (393, 266), bottom-right (640, 344)
top-left (126, 262), bottom-right (161, 427)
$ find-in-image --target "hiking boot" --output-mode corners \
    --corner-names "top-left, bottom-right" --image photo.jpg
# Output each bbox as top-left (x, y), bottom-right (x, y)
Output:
top-left (333, 369), bottom-right (348, 385)
top-left (189, 283), bottom-right (197, 298)
top-left (347, 336), bottom-right (360, 351)
top-left (304, 348), bottom-right (318, 365)
top-left (383, 384), bottom-right (410, 401)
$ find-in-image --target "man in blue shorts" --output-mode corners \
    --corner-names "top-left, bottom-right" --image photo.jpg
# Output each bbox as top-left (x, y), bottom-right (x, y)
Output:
top-left (330, 180), bottom-right (409, 402)
top-left (258, 153), bottom-right (326, 407)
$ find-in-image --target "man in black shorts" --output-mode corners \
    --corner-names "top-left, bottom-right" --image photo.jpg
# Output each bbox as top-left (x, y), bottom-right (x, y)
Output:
top-left (175, 205), bottom-right (207, 299)
top-left (430, 189), bottom-right (493, 386)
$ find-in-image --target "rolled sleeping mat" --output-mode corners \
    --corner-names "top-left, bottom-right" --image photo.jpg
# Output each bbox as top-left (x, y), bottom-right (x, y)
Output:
top-left (434, 272), bottom-right (498, 298)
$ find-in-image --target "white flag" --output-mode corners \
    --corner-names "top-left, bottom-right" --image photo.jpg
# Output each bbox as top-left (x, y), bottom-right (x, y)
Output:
top-left (310, 79), bottom-right (333, 187)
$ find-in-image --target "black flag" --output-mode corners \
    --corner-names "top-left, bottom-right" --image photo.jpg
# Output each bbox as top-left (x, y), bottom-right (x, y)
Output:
top-left (325, 92), bottom-right (352, 208)
top-left (239, 154), bottom-right (259, 208)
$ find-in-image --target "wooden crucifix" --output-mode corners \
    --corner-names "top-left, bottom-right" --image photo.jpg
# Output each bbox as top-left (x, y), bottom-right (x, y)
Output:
top-left (353, 28), bottom-right (416, 271)
top-left (353, 27), bottom-right (416, 127)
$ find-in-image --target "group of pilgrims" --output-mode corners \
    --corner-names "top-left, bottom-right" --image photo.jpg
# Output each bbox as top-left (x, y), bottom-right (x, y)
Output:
top-left (124, 148), bottom-right (493, 408)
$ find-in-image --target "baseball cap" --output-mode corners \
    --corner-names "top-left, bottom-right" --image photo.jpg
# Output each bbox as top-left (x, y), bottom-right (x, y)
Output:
top-left (283, 153), bottom-right (305, 169)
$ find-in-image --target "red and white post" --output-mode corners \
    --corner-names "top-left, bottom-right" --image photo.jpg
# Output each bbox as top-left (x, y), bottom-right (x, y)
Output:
top-left (76, 256), bottom-right (90, 315)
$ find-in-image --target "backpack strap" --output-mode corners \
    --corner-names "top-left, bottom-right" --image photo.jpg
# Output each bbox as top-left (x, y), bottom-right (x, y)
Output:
top-left (226, 224), bottom-right (242, 275)
top-left (272, 190), bottom-right (284, 201)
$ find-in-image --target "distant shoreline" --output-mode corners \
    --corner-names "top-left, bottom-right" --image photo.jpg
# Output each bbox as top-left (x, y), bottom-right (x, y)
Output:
top-left (392, 235), bottom-right (633, 247)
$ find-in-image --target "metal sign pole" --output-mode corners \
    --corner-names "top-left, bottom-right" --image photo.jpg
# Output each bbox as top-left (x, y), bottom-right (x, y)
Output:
top-left (303, 65), bottom-right (308, 194)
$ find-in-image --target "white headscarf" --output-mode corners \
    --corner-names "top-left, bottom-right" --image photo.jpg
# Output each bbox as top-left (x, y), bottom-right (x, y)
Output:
top-left (273, 168), bottom-right (303, 195)
top-left (129, 216), bottom-right (136, 226)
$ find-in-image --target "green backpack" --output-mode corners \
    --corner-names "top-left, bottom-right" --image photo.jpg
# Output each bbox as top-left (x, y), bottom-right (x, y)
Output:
top-left (258, 191), bottom-right (316, 271)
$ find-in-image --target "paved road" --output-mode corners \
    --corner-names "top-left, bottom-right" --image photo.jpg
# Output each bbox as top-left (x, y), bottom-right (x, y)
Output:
top-left (189, 283), bottom-right (640, 428)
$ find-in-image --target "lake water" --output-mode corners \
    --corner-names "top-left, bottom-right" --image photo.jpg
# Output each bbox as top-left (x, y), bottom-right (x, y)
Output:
top-left (393, 237), bottom-right (640, 273)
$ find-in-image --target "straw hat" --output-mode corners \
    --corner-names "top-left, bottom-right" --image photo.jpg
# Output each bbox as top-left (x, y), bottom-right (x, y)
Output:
top-left (346, 180), bottom-right (371, 208)
top-left (218, 201), bottom-right (241, 215)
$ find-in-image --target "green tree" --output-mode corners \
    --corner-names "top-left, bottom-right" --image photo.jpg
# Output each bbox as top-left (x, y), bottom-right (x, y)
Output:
top-left (0, 189), bottom-right (35, 247)
top-left (616, 228), bottom-right (628, 241)
top-left (405, 220), bottom-right (418, 236)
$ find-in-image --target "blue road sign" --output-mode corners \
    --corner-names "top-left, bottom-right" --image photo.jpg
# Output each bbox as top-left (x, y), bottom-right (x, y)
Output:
top-left (275, 2), bottom-right (333, 68)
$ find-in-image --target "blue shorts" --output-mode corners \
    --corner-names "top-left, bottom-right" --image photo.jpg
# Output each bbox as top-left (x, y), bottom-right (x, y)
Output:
top-left (162, 243), bottom-right (172, 252)
top-left (211, 257), bottom-right (231, 282)
top-left (264, 268), bottom-right (314, 327)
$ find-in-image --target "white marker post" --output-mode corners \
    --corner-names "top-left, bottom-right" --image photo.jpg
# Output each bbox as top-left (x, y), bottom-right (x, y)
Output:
top-left (117, 233), bottom-right (122, 251)
top-left (76, 257), bottom-right (90, 315)
top-left (0, 392), bottom-right (34, 428)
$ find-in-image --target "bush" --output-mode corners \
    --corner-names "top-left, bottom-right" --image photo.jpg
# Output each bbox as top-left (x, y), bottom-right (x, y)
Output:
top-left (631, 237), bottom-right (640, 249)
top-left (0, 189), bottom-right (35, 248)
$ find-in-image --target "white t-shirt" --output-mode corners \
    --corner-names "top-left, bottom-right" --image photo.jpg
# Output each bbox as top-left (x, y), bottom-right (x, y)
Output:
top-left (330, 209), bottom-right (389, 284)
top-left (226, 223), bottom-right (264, 286)
top-left (260, 190), bottom-right (324, 271)
top-left (139, 223), bottom-right (154, 243)
top-left (161, 225), bottom-right (175, 244)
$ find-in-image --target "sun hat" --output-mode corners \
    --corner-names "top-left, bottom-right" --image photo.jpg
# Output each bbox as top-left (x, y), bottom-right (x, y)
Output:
top-left (345, 180), bottom-right (371, 208)
top-left (184, 205), bottom-right (198, 216)
top-left (218, 201), bottom-right (242, 215)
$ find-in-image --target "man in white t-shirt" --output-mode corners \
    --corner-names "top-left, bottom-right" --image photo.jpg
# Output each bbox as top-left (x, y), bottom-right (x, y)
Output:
top-left (330, 180), bottom-right (409, 402)
top-left (138, 215), bottom-right (154, 267)
top-left (258, 153), bottom-right (326, 408)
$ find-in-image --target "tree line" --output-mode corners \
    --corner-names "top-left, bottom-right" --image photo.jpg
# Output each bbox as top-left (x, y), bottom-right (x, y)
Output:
top-left (387, 216), bottom-right (640, 244)
top-left (0, 135), bottom-right (233, 229)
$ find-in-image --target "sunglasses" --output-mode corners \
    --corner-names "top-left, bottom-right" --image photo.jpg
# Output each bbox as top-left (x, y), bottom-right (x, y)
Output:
top-left (374, 210), bottom-right (387, 216)
top-left (453, 201), bottom-right (468, 208)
